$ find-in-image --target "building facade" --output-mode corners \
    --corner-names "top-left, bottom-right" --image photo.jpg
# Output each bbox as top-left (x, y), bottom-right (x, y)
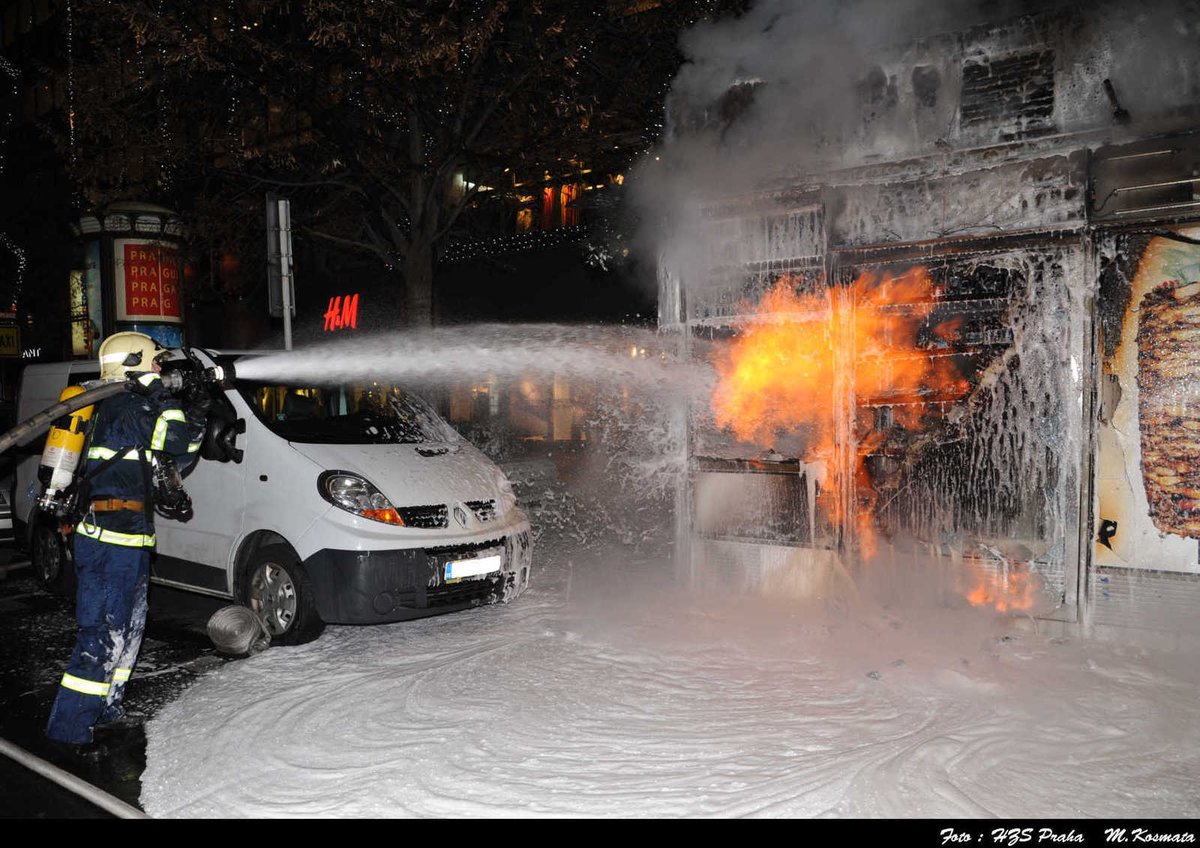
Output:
top-left (657, 0), bottom-right (1200, 645)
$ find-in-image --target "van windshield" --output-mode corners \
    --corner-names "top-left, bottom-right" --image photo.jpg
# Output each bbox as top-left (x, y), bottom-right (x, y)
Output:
top-left (238, 382), bottom-right (460, 445)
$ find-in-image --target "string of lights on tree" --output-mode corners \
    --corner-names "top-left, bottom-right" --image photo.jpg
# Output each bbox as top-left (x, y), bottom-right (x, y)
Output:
top-left (0, 52), bottom-right (25, 307)
top-left (439, 223), bottom-right (589, 266)
top-left (134, 0), bottom-right (149, 192)
top-left (156, 0), bottom-right (173, 191)
top-left (226, 1), bottom-right (241, 168)
top-left (65, 0), bottom-right (76, 168)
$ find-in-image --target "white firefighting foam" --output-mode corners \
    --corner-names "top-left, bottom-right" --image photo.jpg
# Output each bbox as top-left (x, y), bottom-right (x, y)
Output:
top-left (139, 532), bottom-right (1200, 818)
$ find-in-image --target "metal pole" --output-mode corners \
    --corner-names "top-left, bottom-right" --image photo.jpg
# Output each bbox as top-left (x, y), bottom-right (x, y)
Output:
top-left (0, 737), bottom-right (150, 819)
top-left (278, 198), bottom-right (294, 351)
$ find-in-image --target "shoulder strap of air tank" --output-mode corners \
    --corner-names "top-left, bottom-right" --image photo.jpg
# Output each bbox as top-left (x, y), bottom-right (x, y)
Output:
top-left (78, 397), bottom-right (98, 468)
top-left (78, 393), bottom-right (136, 485)
top-left (59, 400), bottom-right (106, 505)
top-left (137, 446), bottom-right (154, 522)
top-left (80, 445), bottom-right (136, 483)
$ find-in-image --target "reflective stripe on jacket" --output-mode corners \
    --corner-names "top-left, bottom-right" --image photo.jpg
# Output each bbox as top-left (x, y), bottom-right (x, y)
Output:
top-left (81, 372), bottom-right (191, 505)
top-left (77, 520), bottom-right (156, 548)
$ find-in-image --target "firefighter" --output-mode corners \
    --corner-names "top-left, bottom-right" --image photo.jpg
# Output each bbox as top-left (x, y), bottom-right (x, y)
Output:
top-left (45, 331), bottom-right (204, 756)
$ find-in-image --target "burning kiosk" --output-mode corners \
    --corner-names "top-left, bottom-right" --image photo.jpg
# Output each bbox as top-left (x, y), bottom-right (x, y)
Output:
top-left (656, 1), bottom-right (1200, 645)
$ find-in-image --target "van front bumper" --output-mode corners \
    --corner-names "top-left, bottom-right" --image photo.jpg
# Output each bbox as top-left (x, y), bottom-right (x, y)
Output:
top-left (301, 528), bottom-right (533, 624)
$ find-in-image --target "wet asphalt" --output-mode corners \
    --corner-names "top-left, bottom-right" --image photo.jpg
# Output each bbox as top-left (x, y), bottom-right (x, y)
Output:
top-left (0, 550), bottom-right (234, 818)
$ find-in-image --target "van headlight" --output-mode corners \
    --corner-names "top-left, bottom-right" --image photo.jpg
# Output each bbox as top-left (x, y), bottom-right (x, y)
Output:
top-left (497, 476), bottom-right (517, 516)
top-left (318, 471), bottom-right (405, 526)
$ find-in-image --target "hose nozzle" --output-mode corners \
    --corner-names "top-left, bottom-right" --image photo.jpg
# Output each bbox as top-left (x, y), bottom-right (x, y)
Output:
top-left (159, 360), bottom-right (235, 393)
top-left (208, 362), bottom-right (235, 388)
top-left (187, 364), bottom-right (234, 390)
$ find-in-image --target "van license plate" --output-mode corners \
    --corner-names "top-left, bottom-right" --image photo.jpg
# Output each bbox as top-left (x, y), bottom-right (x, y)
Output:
top-left (445, 554), bottom-right (502, 582)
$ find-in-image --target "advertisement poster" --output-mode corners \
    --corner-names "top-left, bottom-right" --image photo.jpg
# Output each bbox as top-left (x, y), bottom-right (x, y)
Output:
top-left (1094, 225), bottom-right (1200, 573)
top-left (0, 323), bottom-right (18, 357)
top-left (69, 241), bottom-right (105, 356)
top-left (69, 269), bottom-right (88, 356)
top-left (113, 238), bottom-right (183, 324)
top-left (85, 240), bottom-right (104, 351)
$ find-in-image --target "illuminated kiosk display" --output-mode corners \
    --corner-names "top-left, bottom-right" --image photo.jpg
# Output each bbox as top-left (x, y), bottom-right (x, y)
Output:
top-left (69, 201), bottom-right (187, 354)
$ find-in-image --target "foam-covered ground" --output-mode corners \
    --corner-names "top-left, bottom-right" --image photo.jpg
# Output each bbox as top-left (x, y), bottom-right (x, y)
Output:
top-left (140, 537), bottom-right (1200, 818)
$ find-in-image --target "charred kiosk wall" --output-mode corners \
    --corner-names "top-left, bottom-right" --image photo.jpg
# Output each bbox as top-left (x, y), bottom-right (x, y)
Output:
top-left (654, 0), bottom-right (1200, 632)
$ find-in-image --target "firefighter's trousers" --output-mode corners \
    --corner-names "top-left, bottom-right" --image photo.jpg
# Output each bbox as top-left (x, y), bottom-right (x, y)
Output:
top-left (46, 523), bottom-right (151, 744)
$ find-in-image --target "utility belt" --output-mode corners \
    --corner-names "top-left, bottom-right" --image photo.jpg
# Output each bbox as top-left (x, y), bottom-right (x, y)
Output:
top-left (75, 519), bottom-right (156, 549)
top-left (90, 498), bottom-right (145, 513)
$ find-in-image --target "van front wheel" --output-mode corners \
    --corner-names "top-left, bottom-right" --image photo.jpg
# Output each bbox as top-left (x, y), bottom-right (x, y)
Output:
top-left (242, 545), bottom-right (324, 646)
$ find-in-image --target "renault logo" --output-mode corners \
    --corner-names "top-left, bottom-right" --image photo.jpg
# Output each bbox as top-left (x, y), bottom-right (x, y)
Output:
top-left (454, 505), bottom-right (468, 527)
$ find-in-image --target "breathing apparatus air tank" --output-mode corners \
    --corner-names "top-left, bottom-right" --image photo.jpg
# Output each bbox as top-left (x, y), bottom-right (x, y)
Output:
top-left (37, 385), bottom-right (95, 513)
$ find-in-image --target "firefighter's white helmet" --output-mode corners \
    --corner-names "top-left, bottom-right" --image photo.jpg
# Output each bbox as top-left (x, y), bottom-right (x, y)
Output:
top-left (98, 331), bottom-right (161, 380)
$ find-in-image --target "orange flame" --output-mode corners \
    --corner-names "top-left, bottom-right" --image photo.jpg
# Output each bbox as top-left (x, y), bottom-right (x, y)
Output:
top-left (964, 561), bottom-right (1041, 613)
top-left (711, 268), bottom-right (971, 558)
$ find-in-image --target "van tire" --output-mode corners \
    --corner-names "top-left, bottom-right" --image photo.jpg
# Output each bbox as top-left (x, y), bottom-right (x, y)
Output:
top-left (31, 512), bottom-right (75, 596)
top-left (241, 545), bottom-right (324, 646)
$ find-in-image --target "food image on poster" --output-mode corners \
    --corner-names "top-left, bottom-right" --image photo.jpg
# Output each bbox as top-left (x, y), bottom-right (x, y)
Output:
top-left (1094, 225), bottom-right (1200, 572)
top-left (1137, 280), bottom-right (1200, 538)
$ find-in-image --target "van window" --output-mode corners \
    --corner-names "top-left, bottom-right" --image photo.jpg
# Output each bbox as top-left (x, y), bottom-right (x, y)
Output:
top-left (238, 382), bottom-right (460, 445)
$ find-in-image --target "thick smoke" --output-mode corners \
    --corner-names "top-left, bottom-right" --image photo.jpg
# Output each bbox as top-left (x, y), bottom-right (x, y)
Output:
top-left (631, 0), bottom-right (1200, 283)
top-left (620, 0), bottom-right (1200, 604)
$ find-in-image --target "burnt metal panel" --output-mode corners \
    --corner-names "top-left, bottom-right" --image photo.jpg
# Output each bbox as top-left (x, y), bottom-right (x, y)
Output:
top-left (828, 152), bottom-right (1087, 247)
top-left (689, 538), bottom-right (848, 600)
top-left (1089, 566), bottom-right (1200, 640)
top-left (960, 49), bottom-right (1056, 140)
top-left (684, 200), bottom-right (826, 325)
top-left (692, 464), bottom-right (821, 547)
top-left (1090, 132), bottom-right (1200, 224)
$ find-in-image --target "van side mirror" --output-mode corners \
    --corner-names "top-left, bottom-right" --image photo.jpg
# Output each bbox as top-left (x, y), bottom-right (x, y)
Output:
top-left (224, 419), bottom-right (246, 463)
top-left (216, 419), bottom-right (245, 464)
top-left (201, 414), bottom-right (245, 463)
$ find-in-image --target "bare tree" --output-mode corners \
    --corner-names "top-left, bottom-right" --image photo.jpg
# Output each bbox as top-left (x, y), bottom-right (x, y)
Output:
top-left (64, 0), bottom-right (741, 325)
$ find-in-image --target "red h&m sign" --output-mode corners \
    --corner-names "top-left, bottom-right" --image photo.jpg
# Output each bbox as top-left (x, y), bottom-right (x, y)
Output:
top-left (115, 239), bottom-right (183, 323)
top-left (324, 294), bottom-right (359, 331)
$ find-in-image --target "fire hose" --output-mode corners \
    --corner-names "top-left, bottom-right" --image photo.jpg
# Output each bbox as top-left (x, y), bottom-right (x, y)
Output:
top-left (0, 360), bottom-right (234, 459)
top-left (0, 379), bottom-right (130, 457)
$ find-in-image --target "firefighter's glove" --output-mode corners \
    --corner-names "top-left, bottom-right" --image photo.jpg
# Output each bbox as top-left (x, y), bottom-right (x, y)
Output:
top-left (187, 392), bottom-right (213, 425)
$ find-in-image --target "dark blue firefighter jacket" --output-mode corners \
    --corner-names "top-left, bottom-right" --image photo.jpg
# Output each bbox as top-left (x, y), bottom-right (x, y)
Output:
top-left (77, 371), bottom-right (203, 541)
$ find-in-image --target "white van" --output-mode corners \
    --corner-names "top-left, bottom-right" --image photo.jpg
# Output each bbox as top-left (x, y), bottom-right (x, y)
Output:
top-left (14, 348), bottom-right (533, 645)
